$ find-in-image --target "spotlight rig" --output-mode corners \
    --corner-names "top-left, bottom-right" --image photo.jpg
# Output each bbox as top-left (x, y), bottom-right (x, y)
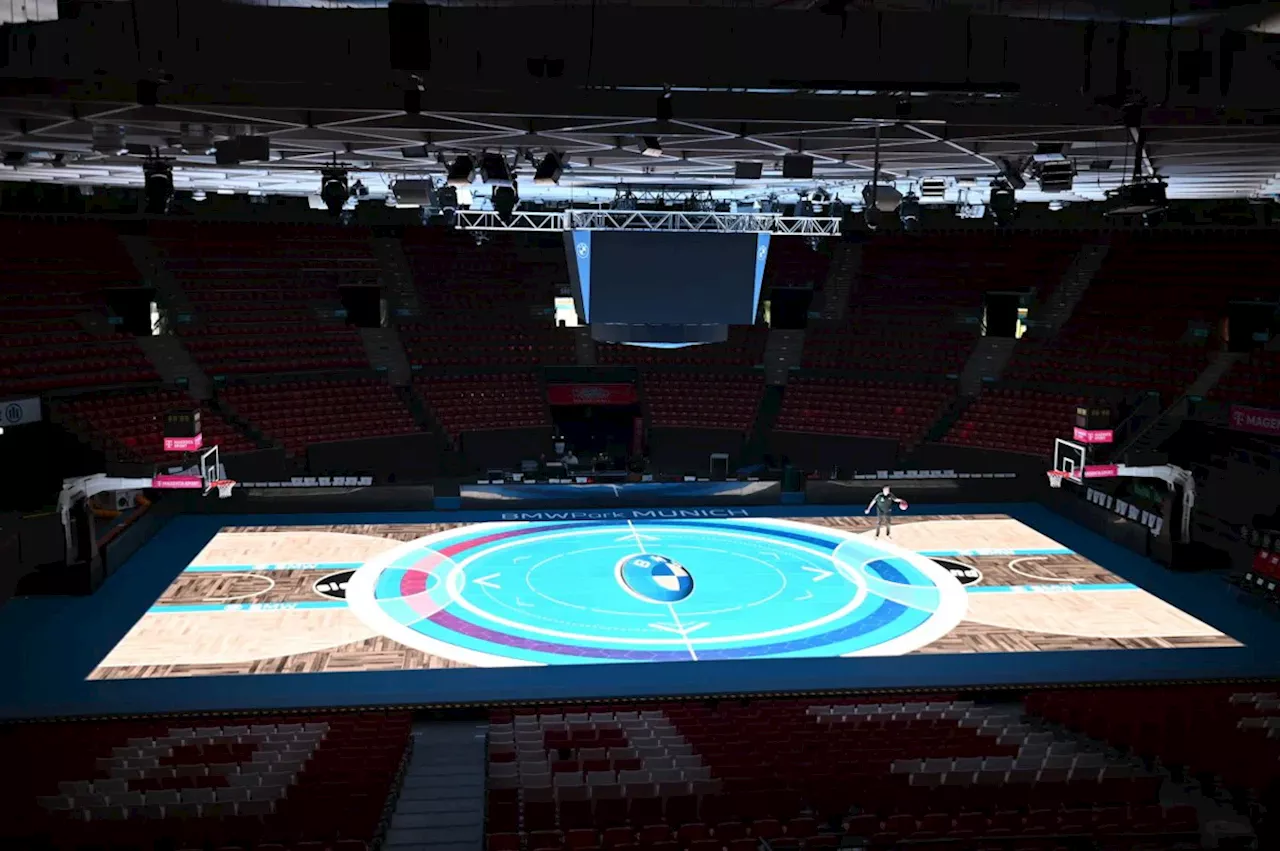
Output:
top-left (142, 158), bottom-right (173, 215)
top-left (320, 167), bottom-right (350, 216)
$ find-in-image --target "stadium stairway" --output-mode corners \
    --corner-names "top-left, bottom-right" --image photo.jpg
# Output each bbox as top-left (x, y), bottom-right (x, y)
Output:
top-left (743, 384), bottom-right (785, 464)
top-left (361, 327), bottom-right (415, 386)
top-left (958, 337), bottom-right (1017, 397)
top-left (136, 334), bottom-right (212, 400)
top-left (762, 329), bottom-right (804, 384)
top-left (574, 327), bottom-right (596, 366)
top-left (117, 233), bottom-right (197, 320)
top-left (384, 720), bottom-right (487, 851)
top-left (1030, 241), bottom-right (1111, 332)
top-left (818, 241), bottom-right (863, 321)
top-left (1119, 351), bottom-right (1247, 462)
top-left (373, 236), bottom-right (424, 320)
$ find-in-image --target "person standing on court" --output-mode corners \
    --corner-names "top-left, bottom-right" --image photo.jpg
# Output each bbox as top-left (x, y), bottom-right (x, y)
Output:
top-left (865, 486), bottom-right (906, 538)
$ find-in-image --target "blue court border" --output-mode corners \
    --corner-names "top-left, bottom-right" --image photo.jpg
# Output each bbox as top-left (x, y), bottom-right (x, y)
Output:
top-left (1, 502), bottom-right (1275, 720)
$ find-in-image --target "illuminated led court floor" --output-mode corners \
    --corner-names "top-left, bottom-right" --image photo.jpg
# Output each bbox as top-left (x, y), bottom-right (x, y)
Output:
top-left (90, 513), bottom-right (1238, 679)
top-left (5, 504), bottom-right (1274, 719)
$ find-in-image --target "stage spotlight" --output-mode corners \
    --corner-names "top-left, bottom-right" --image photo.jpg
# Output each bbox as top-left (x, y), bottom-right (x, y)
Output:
top-left (898, 191), bottom-right (921, 231)
top-left (534, 152), bottom-right (564, 185)
top-left (320, 167), bottom-right (350, 216)
top-left (988, 180), bottom-right (1017, 227)
top-left (447, 155), bottom-right (476, 186)
top-left (492, 179), bottom-right (519, 223)
top-left (142, 159), bottom-right (173, 214)
top-left (641, 137), bottom-right (663, 157)
top-left (480, 153), bottom-right (514, 188)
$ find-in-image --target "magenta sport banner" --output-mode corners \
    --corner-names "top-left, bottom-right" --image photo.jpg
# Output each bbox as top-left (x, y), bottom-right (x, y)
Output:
top-left (546, 383), bottom-right (637, 406)
top-left (1229, 405), bottom-right (1280, 437)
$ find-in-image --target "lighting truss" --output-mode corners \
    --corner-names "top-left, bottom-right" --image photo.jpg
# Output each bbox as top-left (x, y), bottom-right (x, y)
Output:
top-left (455, 209), bottom-right (842, 236)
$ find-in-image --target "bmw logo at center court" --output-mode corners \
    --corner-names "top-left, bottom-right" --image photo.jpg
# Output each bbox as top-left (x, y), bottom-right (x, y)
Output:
top-left (617, 554), bottom-right (695, 603)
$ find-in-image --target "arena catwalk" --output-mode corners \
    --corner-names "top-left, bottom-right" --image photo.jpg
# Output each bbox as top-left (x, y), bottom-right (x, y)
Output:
top-left (90, 514), bottom-right (1237, 679)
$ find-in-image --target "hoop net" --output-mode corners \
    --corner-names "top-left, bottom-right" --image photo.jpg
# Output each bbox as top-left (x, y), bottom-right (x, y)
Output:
top-left (1047, 471), bottom-right (1067, 489)
top-left (211, 479), bottom-right (237, 499)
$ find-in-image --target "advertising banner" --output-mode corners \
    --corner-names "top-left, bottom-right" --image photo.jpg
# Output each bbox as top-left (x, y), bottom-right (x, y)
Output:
top-left (546, 383), bottom-right (637, 406)
top-left (163, 434), bottom-right (204, 452)
top-left (0, 396), bottom-right (42, 427)
top-left (1073, 427), bottom-right (1114, 444)
top-left (151, 475), bottom-right (204, 490)
top-left (1229, 405), bottom-right (1280, 438)
top-left (1082, 465), bottom-right (1119, 479)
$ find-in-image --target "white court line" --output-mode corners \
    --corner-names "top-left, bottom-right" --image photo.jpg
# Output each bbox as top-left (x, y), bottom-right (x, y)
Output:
top-left (203, 573), bottom-right (276, 603)
top-left (1006, 556), bottom-right (1074, 583)
top-left (628, 520), bottom-right (698, 661)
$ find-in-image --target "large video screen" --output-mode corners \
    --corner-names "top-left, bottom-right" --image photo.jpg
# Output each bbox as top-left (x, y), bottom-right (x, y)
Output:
top-left (89, 513), bottom-right (1237, 679)
top-left (570, 231), bottom-right (768, 326)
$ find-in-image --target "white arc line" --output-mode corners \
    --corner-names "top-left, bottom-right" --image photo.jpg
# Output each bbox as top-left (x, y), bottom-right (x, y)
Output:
top-left (1006, 556), bottom-right (1073, 583)
top-left (628, 520), bottom-right (699, 661)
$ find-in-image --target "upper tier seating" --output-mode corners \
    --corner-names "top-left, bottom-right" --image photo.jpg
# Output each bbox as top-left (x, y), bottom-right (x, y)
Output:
top-left (774, 377), bottom-right (952, 445)
top-left (597, 327), bottom-right (767, 368)
top-left (221, 377), bottom-right (419, 457)
top-left (761, 238), bottom-right (832, 290)
top-left (154, 222), bottom-right (372, 375)
top-left (486, 696), bottom-right (1197, 851)
top-left (1210, 350), bottom-right (1280, 408)
top-left (57, 388), bottom-right (255, 464)
top-left (0, 221), bottom-right (157, 395)
top-left (401, 231), bottom-right (574, 367)
top-left (5, 711), bottom-right (411, 851)
top-left (644, 373), bottom-right (764, 432)
top-left (415, 373), bottom-right (550, 438)
top-left (941, 388), bottom-right (1083, 458)
top-left (999, 233), bottom-right (1274, 398)
top-left (803, 233), bottom-right (1081, 375)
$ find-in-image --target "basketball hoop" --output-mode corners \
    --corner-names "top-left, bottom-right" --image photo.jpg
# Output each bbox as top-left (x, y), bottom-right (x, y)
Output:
top-left (1047, 471), bottom-right (1066, 489)
top-left (211, 479), bottom-right (237, 499)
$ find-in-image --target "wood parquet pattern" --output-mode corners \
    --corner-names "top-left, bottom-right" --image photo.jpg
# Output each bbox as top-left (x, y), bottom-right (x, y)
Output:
top-left (90, 514), bottom-right (1238, 680)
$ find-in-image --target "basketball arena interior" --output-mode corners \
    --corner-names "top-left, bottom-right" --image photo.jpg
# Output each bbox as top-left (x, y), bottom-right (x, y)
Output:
top-left (2, 2), bottom-right (1280, 850)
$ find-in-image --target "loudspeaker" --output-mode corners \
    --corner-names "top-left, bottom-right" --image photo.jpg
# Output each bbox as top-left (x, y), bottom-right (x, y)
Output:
top-left (236, 135), bottom-right (270, 162)
top-left (389, 1), bottom-right (432, 71)
top-left (734, 161), bottom-right (763, 180)
top-left (782, 155), bottom-right (814, 179)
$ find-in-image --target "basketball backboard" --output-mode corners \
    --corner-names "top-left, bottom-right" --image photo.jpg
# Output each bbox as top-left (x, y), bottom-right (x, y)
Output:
top-left (1052, 438), bottom-right (1087, 484)
top-left (199, 445), bottom-right (224, 495)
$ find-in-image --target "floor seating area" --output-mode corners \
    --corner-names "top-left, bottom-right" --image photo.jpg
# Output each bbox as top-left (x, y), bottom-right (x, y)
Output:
top-left (154, 222), bottom-right (373, 375)
top-left (802, 234), bottom-right (1079, 375)
top-left (57, 388), bottom-right (255, 464)
top-left (5, 711), bottom-right (411, 851)
top-left (597, 327), bottom-right (767, 368)
top-left (774, 377), bottom-right (952, 445)
top-left (415, 373), bottom-right (550, 438)
top-left (1026, 685), bottom-right (1280, 794)
top-left (220, 378), bottom-right (419, 457)
top-left (400, 231), bottom-right (574, 367)
top-left (0, 222), bottom-right (157, 395)
top-left (486, 696), bottom-right (1199, 851)
top-left (643, 373), bottom-right (764, 432)
top-left (941, 388), bottom-right (1082, 458)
